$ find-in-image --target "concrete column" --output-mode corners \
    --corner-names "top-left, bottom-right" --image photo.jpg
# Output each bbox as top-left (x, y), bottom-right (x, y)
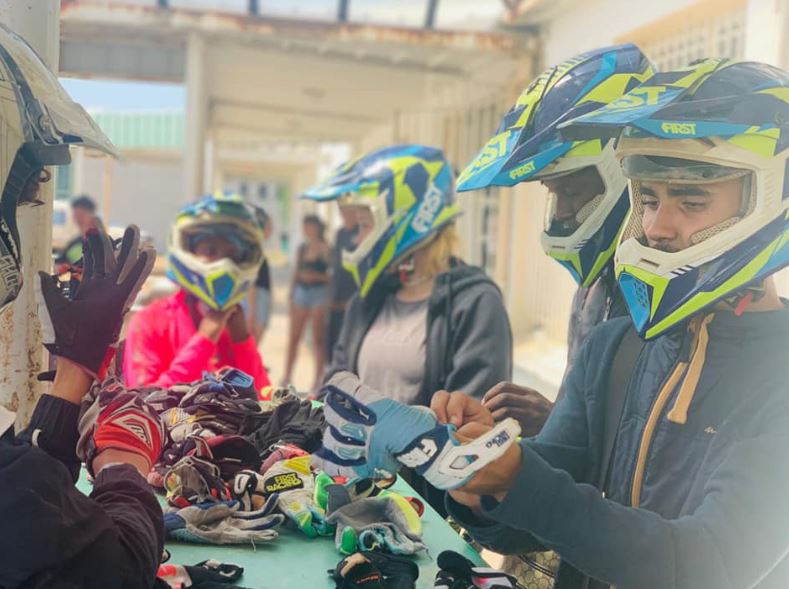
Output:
top-left (71, 146), bottom-right (86, 196)
top-left (0, 0), bottom-right (59, 427)
top-left (183, 33), bottom-right (208, 201)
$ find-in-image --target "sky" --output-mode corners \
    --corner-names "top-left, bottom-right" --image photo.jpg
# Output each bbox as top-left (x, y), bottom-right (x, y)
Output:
top-left (60, 78), bottom-right (185, 111)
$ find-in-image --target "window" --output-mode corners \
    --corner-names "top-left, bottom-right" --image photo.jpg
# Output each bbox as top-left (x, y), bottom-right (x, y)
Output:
top-left (628, 5), bottom-right (746, 70)
top-left (55, 164), bottom-right (72, 200)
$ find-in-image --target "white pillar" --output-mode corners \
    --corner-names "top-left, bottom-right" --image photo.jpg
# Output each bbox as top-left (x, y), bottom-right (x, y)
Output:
top-left (183, 33), bottom-right (208, 201)
top-left (744, 0), bottom-right (789, 67)
top-left (71, 146), bottom-right (86, 196)
top-left (0, 0), bottom-right (59, 427)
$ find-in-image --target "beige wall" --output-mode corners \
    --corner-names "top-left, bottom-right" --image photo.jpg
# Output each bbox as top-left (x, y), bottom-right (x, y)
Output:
top-left (80, 153), bottom-right (184, 252)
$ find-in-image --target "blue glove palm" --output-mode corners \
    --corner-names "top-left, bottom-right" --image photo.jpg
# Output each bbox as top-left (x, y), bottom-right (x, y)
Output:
top-left (313, 372), bottom-right (521, 490)
top-left (314, 372), bottom-right (439, 481)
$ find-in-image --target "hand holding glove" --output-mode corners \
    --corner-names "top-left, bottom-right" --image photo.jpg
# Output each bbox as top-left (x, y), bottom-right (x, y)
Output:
top-left (313, 372), bottom-right (521, 490)
top-left (36, 222), bottom-right (155, 379)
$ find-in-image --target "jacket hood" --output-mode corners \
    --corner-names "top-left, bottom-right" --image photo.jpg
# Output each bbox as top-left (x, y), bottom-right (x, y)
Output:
top-left (366, 257), bottom-right (500, 305)
top-left (429, 258), bottom-right (501, 307)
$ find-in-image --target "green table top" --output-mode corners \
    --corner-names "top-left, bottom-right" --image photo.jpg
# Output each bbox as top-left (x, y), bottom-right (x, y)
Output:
top-left (77, 468), bottom-right (482, 588)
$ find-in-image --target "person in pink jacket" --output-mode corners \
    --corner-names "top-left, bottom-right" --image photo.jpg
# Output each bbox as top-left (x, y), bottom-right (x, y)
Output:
top-left (124, 193), bottom-right (271, 394)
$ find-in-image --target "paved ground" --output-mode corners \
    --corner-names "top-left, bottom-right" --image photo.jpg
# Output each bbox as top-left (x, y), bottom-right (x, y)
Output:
top-left (257, 265), bottom-right (318, 393)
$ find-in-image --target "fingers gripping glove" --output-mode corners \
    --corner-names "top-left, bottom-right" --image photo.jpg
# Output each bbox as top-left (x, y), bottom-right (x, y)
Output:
top-left (327, 494), bottom-right (425, 556)
top-left (164, 500), bottom-right (284, 545)
top-left (313, 371), bottom-right (521, 489)
top-left (260, 455), bottom-right (333, 537)
top-left (36, 222), bottom-right (155, 379)
top-left (434, 551), bottom-right (518, 589)
top-left (76, 380), bottom-right (166, 476)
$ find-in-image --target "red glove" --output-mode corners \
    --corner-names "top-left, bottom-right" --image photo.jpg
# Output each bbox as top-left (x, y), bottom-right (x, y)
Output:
top-left (77, 380), bottom-right (166, 475)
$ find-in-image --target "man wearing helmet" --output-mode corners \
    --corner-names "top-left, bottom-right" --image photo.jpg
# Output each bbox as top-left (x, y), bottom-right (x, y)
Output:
top-left (317, 59), bottom-right (789, 587)
top-left (0, 25), bottom-right (166, 588)
top-left (454, 44), bottom-right (654, 438)
top-left (124, 193), bottom-right (271, 394)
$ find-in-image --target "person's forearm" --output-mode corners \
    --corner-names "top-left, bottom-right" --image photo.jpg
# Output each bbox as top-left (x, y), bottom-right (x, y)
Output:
top-left (459, 443), bottom-right (523, 498)
top-left (49, 358), bottom-right (93, 405)
top-left (93, 448), bottom-right (150, 477)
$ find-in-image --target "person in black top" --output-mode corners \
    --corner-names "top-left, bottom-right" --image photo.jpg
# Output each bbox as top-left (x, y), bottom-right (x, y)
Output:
top-left (283, 214), bottom-right (331, 391)
top-left (248, 207), bottom-right (273, 342)
top-left (326, 204), bottom-right (359, 363)
top-left (55, 195), bottom-right (97, 270)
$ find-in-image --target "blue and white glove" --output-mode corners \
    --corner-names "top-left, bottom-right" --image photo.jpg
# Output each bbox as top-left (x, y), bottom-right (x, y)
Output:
top-left (313, 372), bottom-right (520, 490)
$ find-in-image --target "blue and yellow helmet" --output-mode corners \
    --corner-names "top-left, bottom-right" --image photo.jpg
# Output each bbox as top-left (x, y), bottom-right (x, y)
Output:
top-left (562, 59), bottom-right (789, 338)
top-left (303, 144), bottom-right (460, 297)
top-left (167, 192), bottom-right (265, 311)
top-left (457, 44), bottom-right (654, 287)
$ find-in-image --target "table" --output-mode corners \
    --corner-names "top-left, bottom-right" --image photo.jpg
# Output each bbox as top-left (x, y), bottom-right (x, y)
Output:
top-left (77, 469), bottom-right (482, 588)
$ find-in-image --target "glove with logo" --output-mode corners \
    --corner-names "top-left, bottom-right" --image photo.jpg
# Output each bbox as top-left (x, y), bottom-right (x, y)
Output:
top-left (260, 455), bottom-right (333, 538)
top-left (76, 379), bottom-right (166, 476)
top-left (313, 371), bottom-right (521, 490)
top-left (164, 500), bottom-right (284, 545)
top-left (36, 222), bottom-right (155, 379)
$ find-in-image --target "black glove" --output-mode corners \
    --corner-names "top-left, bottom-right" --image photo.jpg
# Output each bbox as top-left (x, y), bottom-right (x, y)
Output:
top-left (36, 221), bottom-right (155, 378)
top-left (331, 551), bottom-right (418, 589)
top-left (435, 551), bottom-right (519, 589)
top-left (159, 559), bottom-right (252, 588)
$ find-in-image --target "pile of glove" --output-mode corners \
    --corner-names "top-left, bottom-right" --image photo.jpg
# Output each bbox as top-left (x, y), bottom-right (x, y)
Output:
top-left (151, 368), bottom-right (266, 492)
top-left (231, 452), bottom-right (426, 555)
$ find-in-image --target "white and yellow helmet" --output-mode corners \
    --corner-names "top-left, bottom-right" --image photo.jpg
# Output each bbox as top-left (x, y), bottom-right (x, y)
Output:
top-left (167, 193), bottom-right (265, 311)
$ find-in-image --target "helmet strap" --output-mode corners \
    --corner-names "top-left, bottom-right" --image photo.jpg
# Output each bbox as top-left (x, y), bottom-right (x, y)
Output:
top-left (397, 255), bottom-right (430, 288)
top-left (724, 284), bottom-right (765, 317)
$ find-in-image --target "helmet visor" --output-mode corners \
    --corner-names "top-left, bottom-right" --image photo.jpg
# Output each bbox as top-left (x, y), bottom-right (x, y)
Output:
top-left (184, 224), bottom-right (260, 265)
top-left (622, 154), bottom-right (750, 184)
top-left (542, 165), bottom-right (607, 237)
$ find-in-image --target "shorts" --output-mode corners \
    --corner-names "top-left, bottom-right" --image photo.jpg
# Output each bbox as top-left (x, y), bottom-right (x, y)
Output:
top-left (293, 284), bottom-right (329, 309)
top-left (255, 287), bottom-right (272, 328)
